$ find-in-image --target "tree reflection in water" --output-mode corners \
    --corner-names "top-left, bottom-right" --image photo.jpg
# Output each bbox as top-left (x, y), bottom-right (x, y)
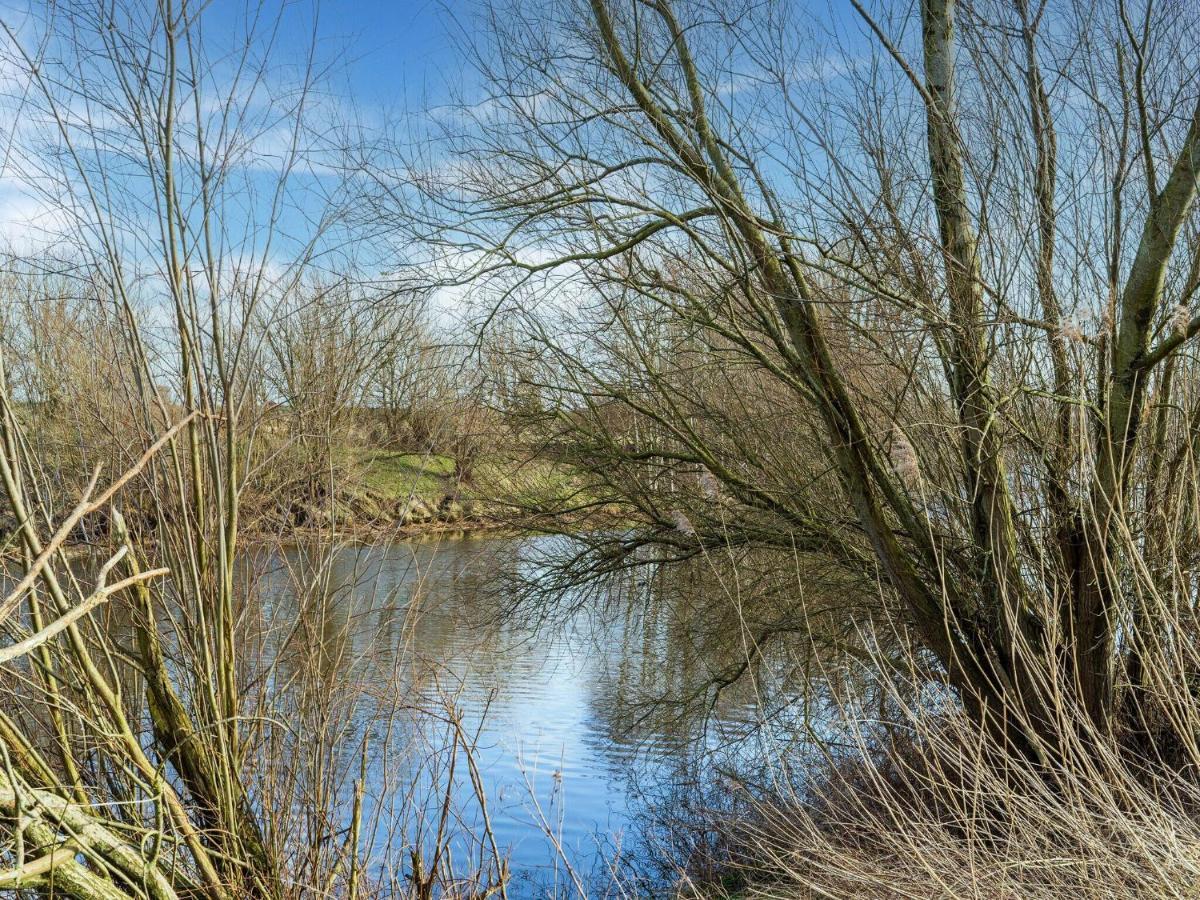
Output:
top-left (240, 531), bottom-right (855, 895)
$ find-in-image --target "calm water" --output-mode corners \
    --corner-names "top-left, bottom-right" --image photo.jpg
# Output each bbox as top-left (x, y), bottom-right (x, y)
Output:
top-left (250, 532), bottom-right (782, 897)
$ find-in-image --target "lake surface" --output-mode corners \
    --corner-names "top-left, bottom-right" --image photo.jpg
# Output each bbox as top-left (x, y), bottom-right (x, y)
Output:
top-left (250, 532), bottom-right (784, 897)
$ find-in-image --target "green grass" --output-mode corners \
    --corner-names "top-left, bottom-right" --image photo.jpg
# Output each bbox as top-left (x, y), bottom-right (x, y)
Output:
top-left (349, 449), bottom-right (457, 500)
top-left (334, 444), bottom-right (592, 521)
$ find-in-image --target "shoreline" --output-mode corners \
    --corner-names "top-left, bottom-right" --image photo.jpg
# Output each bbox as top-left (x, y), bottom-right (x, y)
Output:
top-left (18, 504), bottom-right (616, 559)
top-left (247, 510), bottom-right (565, 546)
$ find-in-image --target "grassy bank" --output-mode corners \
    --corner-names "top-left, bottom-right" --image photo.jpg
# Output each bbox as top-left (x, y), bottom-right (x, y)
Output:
top-left (254, 445), bottom-right (591, 537)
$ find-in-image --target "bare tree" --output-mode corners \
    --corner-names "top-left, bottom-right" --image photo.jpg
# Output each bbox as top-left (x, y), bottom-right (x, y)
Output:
top-left (261, 275), bottom-right (407, 507)
top-left (392, 0), bottom-right (1200, 761)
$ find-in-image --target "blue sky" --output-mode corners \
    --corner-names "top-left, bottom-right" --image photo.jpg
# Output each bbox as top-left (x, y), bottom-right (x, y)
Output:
top-left (282, 0), bottom-right (468, 117)
top-left (340, 1), bottom-right (459, 106)
top-left (0, 0), bottom-right (874, 296)
top-left (0, 0), bottom-right (472, 262)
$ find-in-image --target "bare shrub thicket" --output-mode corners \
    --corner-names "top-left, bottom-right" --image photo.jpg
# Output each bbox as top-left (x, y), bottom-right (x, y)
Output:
top-left (0, 269), bottom-right (142, 517)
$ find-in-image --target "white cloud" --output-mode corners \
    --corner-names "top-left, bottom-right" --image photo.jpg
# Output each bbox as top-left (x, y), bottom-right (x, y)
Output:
top-left (0, 178), bottom-right (69, 252)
